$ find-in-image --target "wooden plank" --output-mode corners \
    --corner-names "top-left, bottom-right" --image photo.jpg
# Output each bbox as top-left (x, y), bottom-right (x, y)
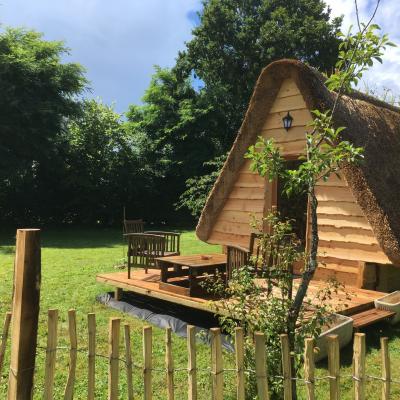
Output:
top-left (351, 309), bottom-right (395, 330)
top-left (262, 109), bottom-right (313, 130)
top-left (208, 231), bottom-right (250, 248)
top-left (275, 139), bottom-right (306, 156)
top-left (318, 226), bottom-right (379, 246)
top-left (260, 125), bottom-right (308, 143)
top-left (143, 326), bottom-right (152, 400)
top-left (276, 78), bottom-right (301, 98)
top-left (270, 94), bottom-right (307, 113)
top-left (159, 282), bottom-right (190, 297)
top-left (317, 201), bottom-right (364, 217)
top-left (87, 313), bottom-right (96, 400)
top-left (0, 312), bottom-right (11, 385)
top-left (211, 328), bottom-right (223, 400)
top-left (212, 221), bottom-right (254, 236)
top-left (64, 309), bottom-right (78, 400)
top-left (254, 332), bottom-right (269, 400)
top-left (7, 229), bottom-right (41, 400)
top-left (235, 328), bottom-right (245, 400)
top-left (353, 333), bottom-right (366, 400)
top-left (165, 327), bottom-right (174, 400)
top-left (187, 325), bottom-right (197, 400)
top-left (229, 186), bottom-right (265, 200)
top-left (317, 214), bottom-right (372, 230)
top-left (304, 338), bottom-right (315, 400)
top-left (327, 335), bottom-right (340, 400)
top-left (44, 309), bottom-right (58, 400)
top-left (108, 318), bottom-right (120, 400)
top-left (316, 186), bottom-right (355, 202)
top-left (381, 337), bottom-right (390, 400)
top-left (217, 210), bottom-right (261, 224)
top-left (234, 172), bottom-right (265, 188)
top-left (223, 198), bottom-right (265, 213)
top-left (124, 324), bottom-right (134, 400)
top-left (318, 240), bottom-right (390, 264)
top-left (280, 334), bottom-right (292, 400)
top-left (316, 174), bottom-right (347, 187)
top-left (313, 266), bottom-right (359, 287)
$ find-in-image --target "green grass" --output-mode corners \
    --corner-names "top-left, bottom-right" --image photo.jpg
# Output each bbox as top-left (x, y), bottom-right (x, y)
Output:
top-left (1, 228), bottom-right (400, 399)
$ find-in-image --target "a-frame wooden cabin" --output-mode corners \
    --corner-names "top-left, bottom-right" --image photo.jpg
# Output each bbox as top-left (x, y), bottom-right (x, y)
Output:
top-left (196, 59), bottom-right (400, 292)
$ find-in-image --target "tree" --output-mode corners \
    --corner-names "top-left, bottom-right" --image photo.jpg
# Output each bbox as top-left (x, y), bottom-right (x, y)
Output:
top-left (0, 27), bottom-right (86, 224)
top-left (125, 67), bottom-right (220, 223)
top-left (177, 0), bottom-right (343, 149)
top-left (64, 99), bottom-right (145, 224)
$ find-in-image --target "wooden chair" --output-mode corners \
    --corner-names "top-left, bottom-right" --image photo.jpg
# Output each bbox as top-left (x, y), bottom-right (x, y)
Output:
top-left (123, 219), bottom-right (145, 234)
top-left (125, 233), bottom-right (165, 278)
top-left (144, 231), bottom-right (181, 256)
top-left (226, 245), bottom-right (251, 282)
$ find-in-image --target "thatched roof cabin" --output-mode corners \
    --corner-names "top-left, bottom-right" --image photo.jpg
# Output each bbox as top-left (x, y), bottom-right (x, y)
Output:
top-left (196, 59), bottom-right (400, 291)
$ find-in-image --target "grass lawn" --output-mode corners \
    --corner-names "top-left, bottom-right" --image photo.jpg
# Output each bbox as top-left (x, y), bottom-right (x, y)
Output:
top-left (0, 227), bottom-right (400, 399)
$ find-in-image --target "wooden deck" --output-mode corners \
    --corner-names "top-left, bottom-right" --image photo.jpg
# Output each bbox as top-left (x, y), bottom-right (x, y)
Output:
top-left (96, 269), bottom-right (386, 317)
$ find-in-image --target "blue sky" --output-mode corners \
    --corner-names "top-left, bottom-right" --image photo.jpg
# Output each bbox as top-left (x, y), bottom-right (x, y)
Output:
top-left (1, 0), bottom-right (399, 113)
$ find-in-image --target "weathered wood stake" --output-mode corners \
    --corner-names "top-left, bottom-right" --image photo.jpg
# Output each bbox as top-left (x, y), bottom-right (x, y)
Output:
top-left (187, 325), bottom-right (197, 400)
top-left (235, 327), bottom-right (245, 400)
top-left (7, 229), bottom-right (41, 400)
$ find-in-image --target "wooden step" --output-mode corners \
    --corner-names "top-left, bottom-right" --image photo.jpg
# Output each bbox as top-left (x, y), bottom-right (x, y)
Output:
top-left (351, 308), bottom-right (396, 330)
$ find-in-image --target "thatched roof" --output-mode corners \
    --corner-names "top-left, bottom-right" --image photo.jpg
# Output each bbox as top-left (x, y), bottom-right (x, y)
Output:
top-left (196, 59), bottom-right (400, 265)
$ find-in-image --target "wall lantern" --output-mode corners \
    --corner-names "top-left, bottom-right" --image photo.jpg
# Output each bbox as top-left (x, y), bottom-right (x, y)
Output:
top-left (282, 111), bottom-right (293, 131)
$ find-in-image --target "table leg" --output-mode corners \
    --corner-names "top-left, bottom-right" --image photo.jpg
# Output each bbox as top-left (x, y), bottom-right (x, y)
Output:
top-left (159, 261), bottom-right (168, 283)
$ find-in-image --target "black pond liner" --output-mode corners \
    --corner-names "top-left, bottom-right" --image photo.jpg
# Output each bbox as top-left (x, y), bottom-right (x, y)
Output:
top-left (96, 291), bottom-right (234, 351)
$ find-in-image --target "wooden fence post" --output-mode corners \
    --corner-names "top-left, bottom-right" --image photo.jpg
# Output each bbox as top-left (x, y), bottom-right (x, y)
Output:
top-left (87, 313), bottom-right (96, 400)
top-left (327, 335), bottom-right (340, 400)
top-left (143, 326), bottom-right (152, 400)
top-left (254, 332), bottom-right (269, 400)
top-left (210, 328), bottom-right (223, 400)
top-left (108, 318), bottom-right (120, 400)
top-left (64, 309), bottom-right (77, 400)
top-left (124, 324), bottom-right (134, 400)
top-left (7, 229), bottom-right (41, 400)
top-left (165, 327), bottom-right (174, 400)
top-left (280, 334), bottom-right (293, 400)
top-left (304, 338), bottom-right (315, 400)
top-left (353, 333), bottom-right (366, 400)
top-left (187, 325), bottom-right (197, 400)
top-left (0, 312), bottom-right (12, 385)
top-left (235, 327), bottom-right (245, 400)
top-left (43, 309), bottom-right (59, 400)
top-left (381, 337), bottom-right (390, 400)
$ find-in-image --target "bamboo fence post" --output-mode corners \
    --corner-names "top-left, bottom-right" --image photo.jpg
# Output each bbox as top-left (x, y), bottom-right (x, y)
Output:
top-left (327, 335), bottom-right (340, 400)
top-left (0, 312), bottom-right (12, 385)
top-left (381, 337), bottom-right (390, 400)
top-left (254, 332), bottom-right (269, 400)
top-left (7, 229), bottom-right (41, 400)
top-left (235, 327), bottom-right (245, 400)
top-left (187, 325), bottom-right (197, 400)
top-left (165, 327), bottom-right (174, 400)
top-left (43, 309), bottom-right (59, 400)
top-left (64, 309), bottom-right (77, 400)
top-left (353, 333), bottom-right (366, 400)
top-left (108, 318), bottom-right (120, 400)
top-left (210, 328), bottom-right (223, 400)
top-left (280, 334), bottom-right (292, 400)
top-left (124, 324), bottom-right (134, 400)
top-left (87, 313), bottom-right (96, 400)
top-left (304, 338), bottom-right (315, 400)
top-left (143, 326), bottom-right (152, 400)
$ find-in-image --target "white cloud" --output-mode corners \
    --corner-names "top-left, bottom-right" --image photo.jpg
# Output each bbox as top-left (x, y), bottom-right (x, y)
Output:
top-left (0, 0), bottom-right (202, 112)
top-left (325, 0), bottom-right (400, 97)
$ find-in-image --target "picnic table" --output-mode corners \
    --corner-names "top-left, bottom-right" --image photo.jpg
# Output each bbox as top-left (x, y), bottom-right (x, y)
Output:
top-left (155, 254), bottom-right (227, 297)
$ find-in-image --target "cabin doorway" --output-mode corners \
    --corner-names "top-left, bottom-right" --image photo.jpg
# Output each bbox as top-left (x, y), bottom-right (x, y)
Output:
top-left (276, 160), bottom-right (308, 250)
